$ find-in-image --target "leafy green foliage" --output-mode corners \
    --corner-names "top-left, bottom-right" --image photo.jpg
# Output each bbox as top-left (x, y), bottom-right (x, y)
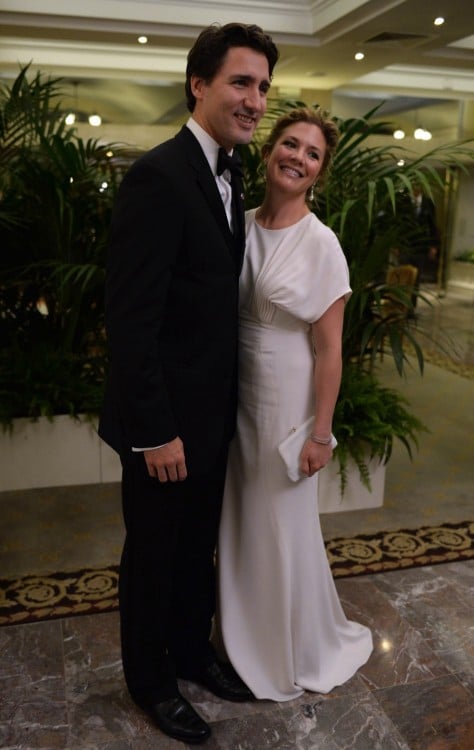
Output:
top-left (456, 250), bottom-right (474, 263)
top-left (0, 338), bottom-right (105, 428)
top-left (332, 365), bottom-right (428, 493)
top-left (0, 66), bottom-right (131, 425)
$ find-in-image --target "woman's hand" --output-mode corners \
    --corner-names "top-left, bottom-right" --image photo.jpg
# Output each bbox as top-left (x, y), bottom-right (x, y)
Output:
top-left (299, 438), bottom-right (333, 477)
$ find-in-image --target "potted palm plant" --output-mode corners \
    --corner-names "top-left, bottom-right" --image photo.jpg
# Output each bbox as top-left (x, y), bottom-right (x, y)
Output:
top-left (240, 102), bottom-right (473, 505)
top-left (0, 65), bottom-right (130, 427)
top-left (0, 66), bottom-right (131, 489)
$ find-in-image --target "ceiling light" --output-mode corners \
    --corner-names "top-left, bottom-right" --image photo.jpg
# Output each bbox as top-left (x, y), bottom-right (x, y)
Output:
top-left (354, 52), bottom-right (365, 61)
top-left (138, 35), bottom-right (148, 44)
top-left (65, 112), bottom-right (76, 126)
top-left (393, 129), bottom-right (405, 140)
top-left (397, 159), bottom-right (405, 166)
top-left (88, 114), bottom-right (102, 127)
top-left (434, 17), bottom-right (445, 26)
top-left (414, 127), bottom-right (432, 140)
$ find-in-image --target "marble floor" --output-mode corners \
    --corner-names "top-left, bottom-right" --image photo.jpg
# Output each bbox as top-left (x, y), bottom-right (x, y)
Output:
top-left (1, 560), bottom-right (473, 750)
top-left (1, 283), bottom-right (473, 749)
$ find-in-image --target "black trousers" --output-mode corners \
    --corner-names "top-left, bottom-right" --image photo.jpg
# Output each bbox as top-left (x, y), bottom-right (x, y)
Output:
top-left (119, 445), bottom-right (228, 702)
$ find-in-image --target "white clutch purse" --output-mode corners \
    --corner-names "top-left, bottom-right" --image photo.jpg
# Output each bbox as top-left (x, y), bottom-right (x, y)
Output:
top-left (278, 417), bottom-right (337, 482)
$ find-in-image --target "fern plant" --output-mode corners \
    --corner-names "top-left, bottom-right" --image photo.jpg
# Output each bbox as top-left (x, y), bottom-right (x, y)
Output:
top-left (332, 365), bottom-right (428, 494)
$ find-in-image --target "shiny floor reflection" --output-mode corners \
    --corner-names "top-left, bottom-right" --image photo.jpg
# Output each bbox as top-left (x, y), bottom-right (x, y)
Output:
top-left (1, 561), bottom-right (473, 749)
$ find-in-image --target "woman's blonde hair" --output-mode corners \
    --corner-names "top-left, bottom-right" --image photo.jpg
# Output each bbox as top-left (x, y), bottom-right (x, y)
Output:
top-left (261, 106), bottom-right (339, 189)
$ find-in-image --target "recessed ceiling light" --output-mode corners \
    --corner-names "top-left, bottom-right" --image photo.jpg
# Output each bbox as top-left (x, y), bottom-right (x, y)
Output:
top-left (434, 17), bottom-right (445, 26)
top-left (414, 127), bottom-right (432, 140)
top-left (138, 35), bottom-right (148, 44)
top-left (393, 129), bottom-right (405, 140)
top-left (89, 114), bottom-right (102, 127)
top-left (354, 52), bottom-right (365, 61)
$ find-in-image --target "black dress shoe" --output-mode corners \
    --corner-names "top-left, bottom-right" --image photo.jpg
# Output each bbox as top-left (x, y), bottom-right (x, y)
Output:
top-left (185, 660), bottom-right (255, 702)
top-left (139, 694), bottom-right (211, 744)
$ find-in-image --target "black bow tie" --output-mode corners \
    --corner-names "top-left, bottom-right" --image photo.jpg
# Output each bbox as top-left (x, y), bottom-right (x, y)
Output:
top-left (216, 147), bottom-right (243, 178)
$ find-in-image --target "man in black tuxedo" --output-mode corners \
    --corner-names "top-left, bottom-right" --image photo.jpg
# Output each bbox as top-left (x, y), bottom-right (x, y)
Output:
top-left (99, 23), bottom-right (278, 744)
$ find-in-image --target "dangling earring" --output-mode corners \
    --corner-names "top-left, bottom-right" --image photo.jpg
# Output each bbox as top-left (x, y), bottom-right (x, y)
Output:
top-left (308, 183), bottom-right (316, 203)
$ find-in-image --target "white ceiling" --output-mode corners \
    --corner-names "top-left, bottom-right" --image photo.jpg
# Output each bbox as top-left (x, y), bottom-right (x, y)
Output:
top-left (1, 0), bottom-right (474, 139)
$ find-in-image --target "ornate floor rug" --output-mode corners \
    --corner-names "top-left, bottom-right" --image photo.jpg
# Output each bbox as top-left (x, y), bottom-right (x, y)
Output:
top-left (1, 520), bottom-right (472, 627)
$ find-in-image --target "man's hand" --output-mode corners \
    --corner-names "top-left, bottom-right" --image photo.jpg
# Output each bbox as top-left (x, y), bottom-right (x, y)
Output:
top-left (144, 437), bottom-right (187, 482)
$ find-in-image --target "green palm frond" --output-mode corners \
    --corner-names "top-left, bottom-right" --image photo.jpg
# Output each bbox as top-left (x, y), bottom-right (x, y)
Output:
top-left (0, 65), bottom-right (132, 424)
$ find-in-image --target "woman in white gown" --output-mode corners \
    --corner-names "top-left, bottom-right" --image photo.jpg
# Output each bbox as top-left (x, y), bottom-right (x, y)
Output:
top-left (218, 107), bottom-right (373, 702)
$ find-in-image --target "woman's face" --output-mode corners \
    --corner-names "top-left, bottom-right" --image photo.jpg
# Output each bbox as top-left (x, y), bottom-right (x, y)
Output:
top-left (265, 121), bottom-right (327, 198)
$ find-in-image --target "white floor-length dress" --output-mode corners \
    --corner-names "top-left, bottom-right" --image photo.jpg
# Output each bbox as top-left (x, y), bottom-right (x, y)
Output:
top-left (218, 209), bottom-right (373, 702)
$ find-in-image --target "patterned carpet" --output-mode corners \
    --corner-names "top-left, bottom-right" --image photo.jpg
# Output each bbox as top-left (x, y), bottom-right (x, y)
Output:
top-left (1, 520), bottom-right (472, 627)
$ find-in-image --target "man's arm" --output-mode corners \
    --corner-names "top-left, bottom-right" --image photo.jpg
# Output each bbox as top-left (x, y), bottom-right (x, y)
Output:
top-left (105, 155), bottom-right (183, 455)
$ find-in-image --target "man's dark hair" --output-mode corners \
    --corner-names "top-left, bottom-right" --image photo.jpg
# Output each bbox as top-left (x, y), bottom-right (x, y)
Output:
top-left (185, 23), bottom-right (279, 112)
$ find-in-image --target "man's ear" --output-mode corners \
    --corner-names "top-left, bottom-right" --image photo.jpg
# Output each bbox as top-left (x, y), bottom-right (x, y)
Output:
top-left (190, 75), bottom-right (205, 101)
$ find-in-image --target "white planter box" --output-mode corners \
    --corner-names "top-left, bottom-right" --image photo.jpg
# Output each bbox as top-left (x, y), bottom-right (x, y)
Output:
top-left (449, 260), bottom-right (474, 289)
top-left (0, 415), bottom-right (121, 492)
top-left (0, 416), bottom-right (386, 509)
top-left (318, 454), bottom-right (386, 513)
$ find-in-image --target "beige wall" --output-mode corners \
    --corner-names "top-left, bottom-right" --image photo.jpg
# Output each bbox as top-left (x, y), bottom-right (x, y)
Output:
top-left (75, 123), bottom-right (179, 150)
top-left (451, 166), bottom-right (474, 258)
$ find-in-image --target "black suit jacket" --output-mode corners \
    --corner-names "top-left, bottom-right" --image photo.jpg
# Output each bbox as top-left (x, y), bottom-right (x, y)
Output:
top-left (99, 126), bottom-right (245, 475)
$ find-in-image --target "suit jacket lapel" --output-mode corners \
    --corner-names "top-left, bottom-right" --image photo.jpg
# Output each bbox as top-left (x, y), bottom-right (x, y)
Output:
top-left (175, 127), bottom-right (245, 267)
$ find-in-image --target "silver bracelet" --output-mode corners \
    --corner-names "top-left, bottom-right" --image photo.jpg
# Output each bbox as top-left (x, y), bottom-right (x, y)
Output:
top-left (310, 433), bottom-right (332, 445)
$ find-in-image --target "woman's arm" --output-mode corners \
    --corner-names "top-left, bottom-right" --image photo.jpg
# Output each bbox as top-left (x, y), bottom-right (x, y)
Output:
top-left (299, 296), bottom-right (345, 478)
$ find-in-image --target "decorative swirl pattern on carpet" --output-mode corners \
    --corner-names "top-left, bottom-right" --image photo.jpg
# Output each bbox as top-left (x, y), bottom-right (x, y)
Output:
top-left (326, 521), bottom-right (474, 578)
top-left (0, 568), bottom-right (119, 626)
top-left (1, 521), bottom-right (472, 626)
